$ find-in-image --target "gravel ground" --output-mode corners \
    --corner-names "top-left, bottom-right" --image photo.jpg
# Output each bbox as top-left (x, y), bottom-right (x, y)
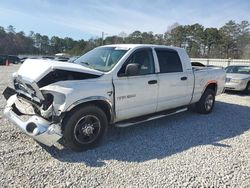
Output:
top-left (0, 65), bottom-right (250, 187)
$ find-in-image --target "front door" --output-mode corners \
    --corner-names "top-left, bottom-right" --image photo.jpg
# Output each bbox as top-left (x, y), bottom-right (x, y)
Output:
top-left (113, 48), bottom-right (158, 122)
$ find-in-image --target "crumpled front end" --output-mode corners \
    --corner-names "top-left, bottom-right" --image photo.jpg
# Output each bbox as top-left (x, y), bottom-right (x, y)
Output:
top-left (3, 76), bottom-right (63, 146)
top-left (3, 59), bottom-right (104, 146)
top-left (4, 98), bottom-right (62, 146)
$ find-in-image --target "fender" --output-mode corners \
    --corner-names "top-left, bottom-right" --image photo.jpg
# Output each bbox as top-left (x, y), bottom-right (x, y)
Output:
top-left (203, 80), bottom-right (218, 94)
top-left (65, 96), bottom-right (115, 123)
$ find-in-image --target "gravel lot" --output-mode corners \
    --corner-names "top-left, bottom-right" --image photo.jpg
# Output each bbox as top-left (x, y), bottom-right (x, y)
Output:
top-left (0, 65), bottom-right (250, 187)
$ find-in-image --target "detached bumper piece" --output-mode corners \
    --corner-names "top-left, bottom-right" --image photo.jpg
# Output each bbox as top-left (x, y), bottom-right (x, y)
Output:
top-left (3, 87), bottom-right (16, 100)
top-left (4, 95), bottom-right (62, 146)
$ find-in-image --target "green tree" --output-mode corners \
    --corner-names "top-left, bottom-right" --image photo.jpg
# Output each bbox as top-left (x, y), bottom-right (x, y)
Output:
top-left (164, 25), bottom-right (186, 47)
top-left (105, 36), bottom-right (123, 44)
top-left (0, 26), bottom-right (7, 53)
top-left (154, 34), bottom-right (164, 45)
top-left (237, 21), bottom-right (250, 58)
top-left (203, 28), bottom-right (221, 58)
top-left (6, 25), bottom-right (16, 33)
top-left (64, 37), bottom-right (76, 51)
top-left (219, 20), bottom-right (240, 58)
top-left (41, 35), bottom-right (50, 54)
top-left (0, 20), bottom-right (249, 58)
top-left (184, 24), bottom-right (204, 57)
top-left (33, 33), bottom-right (42, 53)
top-left (51, 36), bottom-right (64, 53)
top-left (126, 31), bottom-right (143, 43)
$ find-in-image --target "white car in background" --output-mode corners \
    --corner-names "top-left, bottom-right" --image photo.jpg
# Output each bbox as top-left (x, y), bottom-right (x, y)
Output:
top-left (225, 65), bottom-right (250, 94)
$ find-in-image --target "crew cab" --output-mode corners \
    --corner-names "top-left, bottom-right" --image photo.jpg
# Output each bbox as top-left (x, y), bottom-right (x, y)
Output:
top-left (3, 44), bottom-right (226, 151)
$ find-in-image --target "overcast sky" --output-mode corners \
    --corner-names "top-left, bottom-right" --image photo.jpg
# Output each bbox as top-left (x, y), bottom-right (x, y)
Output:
top-left (0, 0), bottom-right (249, 40)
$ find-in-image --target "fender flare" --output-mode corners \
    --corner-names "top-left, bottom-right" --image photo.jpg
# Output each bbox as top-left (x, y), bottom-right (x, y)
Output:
top-left (65, 96), bottom-right (115, 123)
top-left (202, 80), bottom-right (218, 94)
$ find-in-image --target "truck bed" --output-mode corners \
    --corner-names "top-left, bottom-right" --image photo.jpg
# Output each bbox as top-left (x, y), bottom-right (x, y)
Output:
top-left (191, 66), bottom-right (226, 104)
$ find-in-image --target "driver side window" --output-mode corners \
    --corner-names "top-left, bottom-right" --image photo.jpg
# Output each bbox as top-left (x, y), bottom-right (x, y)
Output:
top-left (118, 49), bottom-right (155, 76)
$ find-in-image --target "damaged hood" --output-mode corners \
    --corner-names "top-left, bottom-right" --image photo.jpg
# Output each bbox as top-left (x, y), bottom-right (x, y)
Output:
top-left (17, 59), bottom-right (103, 82)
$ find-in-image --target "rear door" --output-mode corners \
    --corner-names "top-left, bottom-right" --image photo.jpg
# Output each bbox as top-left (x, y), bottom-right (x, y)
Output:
top-left (113, 48), bottom-right (158, 121)
top-left (155, 48), bottom-right (191, 111)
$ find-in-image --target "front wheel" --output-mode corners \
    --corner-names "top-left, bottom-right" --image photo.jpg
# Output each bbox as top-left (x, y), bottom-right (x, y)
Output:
top-left (63, 105), bottom-right (108, 152)
top-left (244, 82), bottom-right (250, 94)
top-left (194, 89), bottom-right (215, 114)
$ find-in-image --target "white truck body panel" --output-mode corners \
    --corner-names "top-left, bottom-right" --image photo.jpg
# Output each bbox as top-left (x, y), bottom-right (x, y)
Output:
top-left (3, 44), bottom-right (226, 146)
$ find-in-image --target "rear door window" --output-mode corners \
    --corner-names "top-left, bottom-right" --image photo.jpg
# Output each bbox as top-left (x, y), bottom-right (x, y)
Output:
top-left (155, 49), bottom-right (183, 73)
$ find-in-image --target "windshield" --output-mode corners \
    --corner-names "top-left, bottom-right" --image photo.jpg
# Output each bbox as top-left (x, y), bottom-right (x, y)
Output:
top-left (75, 47), bottom-right (128, 72)
top-left (225, 66), bottom-right (250, 75)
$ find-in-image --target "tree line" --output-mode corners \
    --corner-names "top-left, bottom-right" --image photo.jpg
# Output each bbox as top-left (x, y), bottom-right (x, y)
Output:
top-left (0, 20), bottom-right (250, 59)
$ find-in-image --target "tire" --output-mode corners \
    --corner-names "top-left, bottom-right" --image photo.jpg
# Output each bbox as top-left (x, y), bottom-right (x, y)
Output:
top-left (63, 105), bottom-right (108, 152)
top-left (194, 89), bottom-right (215, 114)
top-left (244, 82), bottom-right (250, 94)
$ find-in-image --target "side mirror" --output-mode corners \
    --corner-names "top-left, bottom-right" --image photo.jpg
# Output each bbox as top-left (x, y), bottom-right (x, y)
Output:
top-left (125, 63), bottom-right (140, 76)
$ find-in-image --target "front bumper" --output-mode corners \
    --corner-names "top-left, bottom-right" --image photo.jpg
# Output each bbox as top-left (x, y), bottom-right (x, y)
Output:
top-left (4, 95), bottom-right (62, 146)
top-left (224, 82), bottom-right (247, 91)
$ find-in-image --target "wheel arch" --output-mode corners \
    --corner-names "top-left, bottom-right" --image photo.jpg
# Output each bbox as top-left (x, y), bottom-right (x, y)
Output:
top-left (203, 81), bottom-right (218, 94)
top-left (63, 97), bottom-right (114, 126)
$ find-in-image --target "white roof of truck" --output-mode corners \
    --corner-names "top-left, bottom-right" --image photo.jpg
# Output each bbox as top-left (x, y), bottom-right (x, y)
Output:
top-left (101, 44), bottom-right (184, 51)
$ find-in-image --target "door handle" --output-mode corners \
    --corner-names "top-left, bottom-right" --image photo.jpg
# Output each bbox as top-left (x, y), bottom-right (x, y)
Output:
top-left (181, 76), bottom-right (187, 81)
top-left (148, 80), bottom-right (158, 84)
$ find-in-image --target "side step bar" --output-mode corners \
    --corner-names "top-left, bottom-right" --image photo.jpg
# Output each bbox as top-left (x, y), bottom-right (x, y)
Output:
top-left (115, 107), bottom-right (188, 128)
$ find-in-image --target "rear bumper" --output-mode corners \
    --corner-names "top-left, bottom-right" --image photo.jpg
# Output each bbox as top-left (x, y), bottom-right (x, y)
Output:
top-left (4, 95), bottom-right (62, 146)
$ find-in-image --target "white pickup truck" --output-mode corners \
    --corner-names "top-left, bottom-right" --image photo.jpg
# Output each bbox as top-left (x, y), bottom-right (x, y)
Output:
top-left (3, 44), bottom-right (226, 151)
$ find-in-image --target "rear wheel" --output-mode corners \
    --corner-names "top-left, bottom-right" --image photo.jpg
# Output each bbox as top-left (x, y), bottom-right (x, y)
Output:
top-left (194, 89), bottom-right (215, 114)
top-left (63, 105), bottom-right (108, 152)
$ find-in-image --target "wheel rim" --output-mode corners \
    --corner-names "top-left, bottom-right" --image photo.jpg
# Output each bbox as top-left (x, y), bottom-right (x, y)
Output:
top-left (74, 115), bottom-right (101, 144)
top-left (205, 94), bottom-right (214, 111)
